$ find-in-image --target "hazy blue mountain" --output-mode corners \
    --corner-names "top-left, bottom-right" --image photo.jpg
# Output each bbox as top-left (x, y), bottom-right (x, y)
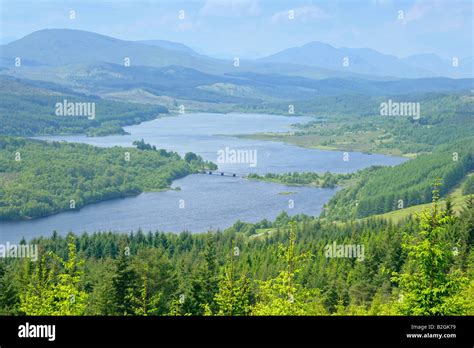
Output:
top-left (402, 53), bottom-right (446, 71)
top-left (1, 28), bottom-right (472, 99)
top-left (228, 72), bottom-right (473, 96)
top-left (0, 29), bottom-right (399, 80)
top-left (12, 61), bottom-right (470, 103)
top-left (402, 54), bottom-right (473, 79)
top-left (0, 74), bottom-right (92, 97)
top-left (259, 41), bottom-right (472, 78)
top-left (0, 29), bottom-right (222, 72)
top-left (0, 36), bottom-right (18, 45)
top-left (50, 62), bottom-right (264, 104)
top-left (137, 40), bottom-right (198, 56)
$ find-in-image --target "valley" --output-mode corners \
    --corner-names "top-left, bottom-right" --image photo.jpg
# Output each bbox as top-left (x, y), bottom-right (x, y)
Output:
top-left (0, 112), bottom-right (406, 243)
top-left (0, 17), bottom-right (472, 320)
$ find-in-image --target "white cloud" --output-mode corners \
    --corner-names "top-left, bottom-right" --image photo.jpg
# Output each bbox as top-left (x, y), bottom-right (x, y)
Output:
top-left (271, 6), bottom-right (330, 23)
top-left (199, 0), bottom-right (261, 17)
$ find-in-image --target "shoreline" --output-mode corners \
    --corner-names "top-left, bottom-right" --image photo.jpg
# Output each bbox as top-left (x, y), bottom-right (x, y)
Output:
top-left (3, 112), bottom-right (408, 241)
top-left (233, 132), bottom-right (416, 159)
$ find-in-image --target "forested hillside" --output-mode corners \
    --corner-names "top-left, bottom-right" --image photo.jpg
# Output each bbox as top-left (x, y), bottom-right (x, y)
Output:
top-left (246, 170), bottom-right (361, 188)
top-left (0, 23), bottom-right (472, 323)
top-left (323, 139), bottom-right (474, 220)
top-left (0, 137), bottom-right (215, 220)
top-left (0, 190), bottom-right (472, 316)
top-left (241, 93), bottom-right (473, 155)
top-left (0, 76), bottom-right (168, 136)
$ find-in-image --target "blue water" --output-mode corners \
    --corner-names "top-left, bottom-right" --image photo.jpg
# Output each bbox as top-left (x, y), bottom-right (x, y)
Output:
top-left (0, 113), bottom-right (406, 243)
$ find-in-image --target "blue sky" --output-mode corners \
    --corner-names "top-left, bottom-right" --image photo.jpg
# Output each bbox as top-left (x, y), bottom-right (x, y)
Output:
top-left (0, 0), bottom-right (472, 59)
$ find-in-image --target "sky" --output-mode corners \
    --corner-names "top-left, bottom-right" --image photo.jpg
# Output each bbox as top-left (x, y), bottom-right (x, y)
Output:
top-left (0, 0), bottom-right (472, 59)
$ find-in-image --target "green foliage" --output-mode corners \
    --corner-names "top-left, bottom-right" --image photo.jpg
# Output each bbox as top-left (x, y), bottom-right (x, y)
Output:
top-left (0, 261), bottom-right (21, 314)
top-left (112, 245), bottom-right (138, 315)
top-left (133, 139), bottom-right (157, 151)
top-left (392, 183), bottom-right (471, 315)
top-left (0, 90), bottom-right (168, 136)
top-left (1, 194), bottom-right (471, 316)
top-left (323, 139), bottom-right (474, 219)
top-left (19, 236), bottom-right (88, 315)
top-left (246, 93), bottom-right (473, 155)
top-left (213, 246), bottom-right (252, 316)
top-left (184, 152), bottom-right (199, 163)
top-left (127, 265), bottom-right (162, 316)
top-left (84, 258), bottom-right (116, 315)
top-left (462, 175), bottom-right (474, 195)
top-left (247, 171), bottom-right (354, 188)
top-left (0, 136), bottom-right (214, 220)
top-left (187, 233), bottom-right (219, 315)
top-left (251, 222), bottom-right (326, 315)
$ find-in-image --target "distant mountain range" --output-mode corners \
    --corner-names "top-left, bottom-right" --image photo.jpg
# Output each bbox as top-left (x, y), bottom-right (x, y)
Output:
top-left (0, 29), bottom-right (225, 74)
top-left (3, 61), bottom-right (471, 108)
top-left (0, 29), bottom-right (369, 80)
top-left (1, 29), bottom-right (472, 79)
top-left (259, 41), bottom-right (472, 79)
top-left (0, 28), bottom-right (472, 109)
top-left (137, 40), bottom-right (199, 56)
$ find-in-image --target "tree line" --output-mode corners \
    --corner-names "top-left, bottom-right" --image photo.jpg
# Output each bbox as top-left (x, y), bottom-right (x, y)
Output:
top-left (1, 189), bottom-right (472, 316)
top-left (0, 137), bottom-right (215, 220)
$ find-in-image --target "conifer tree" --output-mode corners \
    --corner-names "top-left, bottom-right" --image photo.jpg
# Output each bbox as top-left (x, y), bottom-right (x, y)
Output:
top-left (127, 265), bottom-right (161, 316)
top-left (392, 182), bottom-right (470, 315)
top-left (251, 222), bottom-right (326, 315)
top-left (112, 244), bottom-right (138, 315)
top-left (189, 232), bottom-right (219, 315)
top-left (214, 244), bottom-right (252, 316)
top-left (0, 262), bottom-right (20, 314)
top-left (20, 236), bottom-right (88, 315)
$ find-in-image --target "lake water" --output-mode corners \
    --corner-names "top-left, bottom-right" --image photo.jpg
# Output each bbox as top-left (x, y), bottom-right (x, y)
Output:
top-left (0, 113), bottom-right (406, 243)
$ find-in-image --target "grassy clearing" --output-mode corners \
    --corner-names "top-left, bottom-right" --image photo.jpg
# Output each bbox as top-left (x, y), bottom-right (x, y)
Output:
top-left (373, 175), bottom-right (473, 223)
